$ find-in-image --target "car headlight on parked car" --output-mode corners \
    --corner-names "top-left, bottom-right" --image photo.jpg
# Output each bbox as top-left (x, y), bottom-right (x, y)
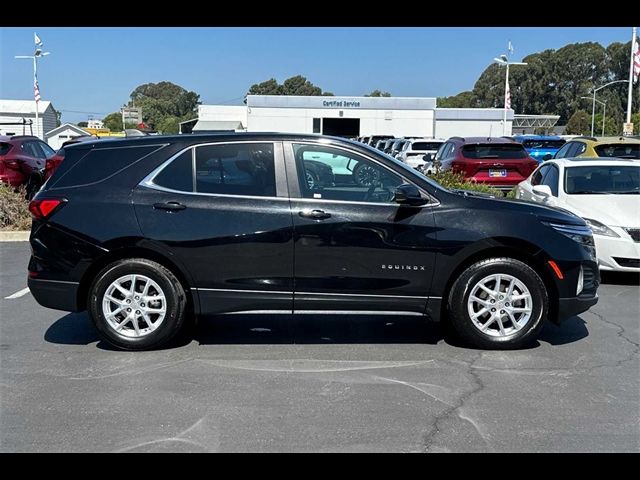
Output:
top-left (584, 218), bottom-right (620, 238)
top-left (543, 222), bottom-right (596, 259)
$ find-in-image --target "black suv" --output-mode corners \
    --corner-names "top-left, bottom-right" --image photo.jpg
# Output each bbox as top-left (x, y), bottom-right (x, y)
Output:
top-left (28, 133), bottom-right (599, 350)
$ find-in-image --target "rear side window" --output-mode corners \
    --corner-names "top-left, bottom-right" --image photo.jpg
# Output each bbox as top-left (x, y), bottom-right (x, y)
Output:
top-left (52, 145), bottom-right (162, 188)
top-left (0, 143), bottom-right (11, 155)
top-left (194, 143), bottom-right (276, 197)
top-left (153, 150), bottom-right (194, 192)
top-left (462, 144), bottom-right (528, 159)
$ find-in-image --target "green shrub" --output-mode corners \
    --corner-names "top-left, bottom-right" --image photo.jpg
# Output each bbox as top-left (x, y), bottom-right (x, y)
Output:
top-left (426, 170), bottom-right (504, 197)
top-left (0, 183), bottom-right (31, 231)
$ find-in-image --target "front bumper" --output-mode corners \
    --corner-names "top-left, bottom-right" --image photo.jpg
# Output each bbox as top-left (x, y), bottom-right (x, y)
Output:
top-left (594, 235), bottom-right (640, 272)
top-left (28, 277), bottom-right (80, 312)
top-left (557, 294), bottom-right (598, 322)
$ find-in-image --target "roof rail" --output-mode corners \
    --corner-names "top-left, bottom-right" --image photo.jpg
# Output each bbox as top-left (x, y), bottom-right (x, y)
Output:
top-left (575, 136), bottom-right (597, 142)
top-left (449, 136), bottom-right (465, 142)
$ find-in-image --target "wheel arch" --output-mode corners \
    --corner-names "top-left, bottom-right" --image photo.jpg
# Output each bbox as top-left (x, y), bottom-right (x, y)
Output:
top-left (76, 245), bottom-right (199, 315)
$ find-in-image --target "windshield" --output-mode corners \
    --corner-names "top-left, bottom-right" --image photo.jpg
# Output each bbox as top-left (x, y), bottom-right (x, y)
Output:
top-left (522, 140), bottom-right (565, 149)
top-left (411, 142), bottom-right (443, 151)
top-left (565, 165), bottom-right (640, 194)
top-left (593, 143), bottom-right (640, 159)
top-left (462, 144), bottom-right (528, 159)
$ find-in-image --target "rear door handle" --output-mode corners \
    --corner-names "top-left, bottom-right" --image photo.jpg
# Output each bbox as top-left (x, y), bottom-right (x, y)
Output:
top-left (299, 209), bottom-right (331, 220)
top-left (153, 201), bottom-right (186, 212)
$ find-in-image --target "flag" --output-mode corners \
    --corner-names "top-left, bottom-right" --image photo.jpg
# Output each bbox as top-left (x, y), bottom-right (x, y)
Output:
top-left (633, 41), bottom-right (640, 84)
top-left (505, 81), bottom-right (511, 109)
top-left (34, 33), bottom-right (43, 47)
top-left (34, 78), bottom-right (41, 103)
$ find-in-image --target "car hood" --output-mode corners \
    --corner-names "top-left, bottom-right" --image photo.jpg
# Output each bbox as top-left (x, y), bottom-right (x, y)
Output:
top-left (561, 194), bottom-right (640, 228)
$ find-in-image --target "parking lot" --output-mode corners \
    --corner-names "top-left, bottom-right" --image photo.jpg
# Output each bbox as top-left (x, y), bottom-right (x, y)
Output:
top-left (1, 241), bottom-right (638, 452)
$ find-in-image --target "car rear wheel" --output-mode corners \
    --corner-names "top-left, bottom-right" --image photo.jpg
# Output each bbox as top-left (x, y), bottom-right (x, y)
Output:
top-left (447, 257), bottom-right (548, 349)
top-left (88, 258), bottom-right (187, 350)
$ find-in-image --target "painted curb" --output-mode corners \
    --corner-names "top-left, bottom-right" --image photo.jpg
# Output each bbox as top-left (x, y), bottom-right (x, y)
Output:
top-left (0, 231), bottom-right (30, 242)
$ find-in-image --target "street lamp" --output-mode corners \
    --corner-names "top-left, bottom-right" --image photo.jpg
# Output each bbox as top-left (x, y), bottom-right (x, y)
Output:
top-left (493, 43), bottom-right (527, 136)
top-left (15, 35), bottom-right (51, 140)
top-left (589, 80), bottom-right (628, 137)
top-left (581, 97), bottom-right (607, 136)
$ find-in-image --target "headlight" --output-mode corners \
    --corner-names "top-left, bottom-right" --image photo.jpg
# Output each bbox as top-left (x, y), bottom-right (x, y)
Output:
top-left (584, 218), bottom-right (620, 238)
top-left (544, 222), bottom-right (596, 259)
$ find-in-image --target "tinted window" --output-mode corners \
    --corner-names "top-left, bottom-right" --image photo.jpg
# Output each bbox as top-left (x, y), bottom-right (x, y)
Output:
top-left (294, 143), bottom-right (404, 203)
top-left (462, 144), bottom-right (528, 159)
top-left (0, 143), bottom-right (11, 155)
top-left (195, 143), bottom-right (275, 197)
top-left (554, 142), bottom-right (573, 159)
top-left (21, 142), bottom-right (40, 157)
top-left (593, 143), bottom-right (640, 159)
top-left (411, 142), bottom-right (443, 151)
top-left (531, 165), bottom-right (549, 186)
top-left (541, 165), bottom-right (559, 196)
top-left (312, 118), bottom-right (321, 134)
top-left (154, 150), bottom-right (193, 192)
top-left (52, 145), bottom-right (161, 188)
top-left (522, 140), bottom-right (565, 149)
top-left (38, 141), bottom-right (56, 158)
top-left (573, 142), bottom-right (587, 157)
top-left (565, 165), bottom-right (640, 194)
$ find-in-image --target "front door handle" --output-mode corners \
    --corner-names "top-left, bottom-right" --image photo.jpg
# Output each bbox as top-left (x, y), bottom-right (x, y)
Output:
top-left (153, 201), bottom-right (186, 212)
top-left (299, 209), bottom-right (331, 220)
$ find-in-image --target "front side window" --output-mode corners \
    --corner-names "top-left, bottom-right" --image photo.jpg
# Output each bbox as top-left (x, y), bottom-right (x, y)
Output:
top-left (37, 141), bottom-right (56, 158)
top-left (541, 165), bottom-right (559, 196)
top-left (531, 165), bottom-right (549, 186)
top-left (195, 143), bottom-right (276, 197)
top-left (293, 144), bottom-right (404, 203)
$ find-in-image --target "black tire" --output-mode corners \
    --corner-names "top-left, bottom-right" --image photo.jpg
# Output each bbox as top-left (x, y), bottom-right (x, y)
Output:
top-left (88, 258), bottom-right (187, 350)
top-left (447, 257), bottom-right (548, 350)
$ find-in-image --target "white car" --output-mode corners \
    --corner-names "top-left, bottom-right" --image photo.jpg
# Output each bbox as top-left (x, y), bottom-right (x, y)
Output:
top-left (396, 138), bottom-right (445, 173)
top-left (515, 158), bottom-right (640, 272)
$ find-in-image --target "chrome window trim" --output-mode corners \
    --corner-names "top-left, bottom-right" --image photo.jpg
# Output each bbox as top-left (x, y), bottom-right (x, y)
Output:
top-left (139, 140), bottom-right (287, 201)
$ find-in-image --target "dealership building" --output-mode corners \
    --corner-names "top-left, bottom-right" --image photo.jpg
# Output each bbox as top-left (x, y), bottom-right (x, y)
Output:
top-left (186, 95), bottom-right (516, 138)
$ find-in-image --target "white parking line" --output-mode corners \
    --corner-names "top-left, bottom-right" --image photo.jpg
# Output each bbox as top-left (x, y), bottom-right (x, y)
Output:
top-left (4, 287), bottom-right (30, 299)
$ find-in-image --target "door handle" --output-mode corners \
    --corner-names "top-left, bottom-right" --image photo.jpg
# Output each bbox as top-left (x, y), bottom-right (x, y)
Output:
top-left (299, 209), bottom-right (331, 220)
top-left (153, 201), bottom-right (186, 212)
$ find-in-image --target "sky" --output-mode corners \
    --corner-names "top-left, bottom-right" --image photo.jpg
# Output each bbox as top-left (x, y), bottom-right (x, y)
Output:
top-left (0, 27), bottom-right (634, 124)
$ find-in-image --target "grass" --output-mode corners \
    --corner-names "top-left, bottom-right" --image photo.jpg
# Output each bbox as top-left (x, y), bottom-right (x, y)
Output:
top-left (0, 183), bottom-right (31, 231)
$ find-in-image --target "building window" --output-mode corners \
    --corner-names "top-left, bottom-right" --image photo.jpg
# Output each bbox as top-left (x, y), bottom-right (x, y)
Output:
top-left (312, 118), bottom-right (321, 133)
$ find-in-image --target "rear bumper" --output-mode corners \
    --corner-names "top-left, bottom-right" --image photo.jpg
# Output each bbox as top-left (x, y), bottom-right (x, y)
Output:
top-left (557, 294), bottom-right (598, 322)
top-left (28, 277), bottom-right (80, 312)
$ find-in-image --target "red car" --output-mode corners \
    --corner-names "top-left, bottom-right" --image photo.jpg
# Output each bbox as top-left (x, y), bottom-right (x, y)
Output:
top-left (434, 137), bottom-right (538, 192)
top-left (0, 135), bottom-right (57, 199)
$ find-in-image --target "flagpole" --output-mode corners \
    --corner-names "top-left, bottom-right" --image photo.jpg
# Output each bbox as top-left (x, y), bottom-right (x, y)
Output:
top-left (504, 62), bottom-right (509, 136)
top-left (33, 56), bottom-right (39, 139)
top-left (626, 27), bottom-right (636, 129)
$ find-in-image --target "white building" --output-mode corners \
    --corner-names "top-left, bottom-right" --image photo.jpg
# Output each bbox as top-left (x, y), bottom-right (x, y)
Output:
top-left (195, 95), bottom-right (514, 138)
top-left (0, 99), bottom-right (57, 140)
top-left (87, 119), bottom-right (104, 129)
top-left (44, 123), bottom-right (89, 150)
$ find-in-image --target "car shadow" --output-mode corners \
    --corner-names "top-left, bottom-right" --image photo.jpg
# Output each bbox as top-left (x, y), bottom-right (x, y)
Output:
top-left (600, 271), bottom-right (640, 286)
top-left (44, 311), bottom-right (590, 350)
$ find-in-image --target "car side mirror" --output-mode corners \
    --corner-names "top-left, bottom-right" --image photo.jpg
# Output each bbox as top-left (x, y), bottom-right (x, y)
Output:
top-left (423, 153), bottom-right (433, 162)
top-left (532, 185), bottom-right (553, 198)
top-left (542, 154), bottom-right (552, 161)
top-left (393, 184), bottom-right (427, 206)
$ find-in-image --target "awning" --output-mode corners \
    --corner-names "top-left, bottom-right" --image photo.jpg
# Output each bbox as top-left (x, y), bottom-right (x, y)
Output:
top-left (192, 120), bottom-right (244, 131)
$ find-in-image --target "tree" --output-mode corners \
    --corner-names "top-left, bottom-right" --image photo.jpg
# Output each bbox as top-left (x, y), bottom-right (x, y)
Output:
top-left (127, 81), bottom-right (200, 130)
top-left (52, 106), bottom-right (62, 127)
top-left (565, 110), bottom-right (591, 135)
top-left (365, 90), bottom-right (391, 97)
top-left (77, 121), bottom-right (88, 128)
top-left (245, 76), bottom-right (333, 102)
top-left (102, 112), bottom-right (122, 131)
top-left (438, 91), bottom-right (476, 108)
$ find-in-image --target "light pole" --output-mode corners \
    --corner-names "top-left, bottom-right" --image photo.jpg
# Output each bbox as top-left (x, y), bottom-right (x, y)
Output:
top-left (493, 42), bottom-right (527, 136)
top-left (15, 34), bottom-right (50, 140)
top-left (581, 97), bottom-right (607, 135)
top-left (589, 80), bottom-right (629, 137)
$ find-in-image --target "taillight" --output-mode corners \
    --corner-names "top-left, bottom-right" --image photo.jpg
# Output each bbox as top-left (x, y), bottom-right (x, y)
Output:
top-left (28, 198), bottom-right (65, 219)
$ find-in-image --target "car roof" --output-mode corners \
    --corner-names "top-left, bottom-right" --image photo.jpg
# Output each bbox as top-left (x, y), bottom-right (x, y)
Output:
top-left (0, 135), bottom-right (39, 143)
top-left (571, 136), bottom-right (640, 145)
top-left (512, 135), bottom-right (563, 141)
top-left (550, 157), bottom-right (640, 167)
top-left (449, 136), bottom-right (519, 144)
top-left (409, 137), bottom-right (445, 142)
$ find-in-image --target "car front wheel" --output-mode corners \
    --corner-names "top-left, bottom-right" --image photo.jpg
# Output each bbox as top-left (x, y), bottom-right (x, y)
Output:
top-left (88, 258), bottom-right (187, 350)
top-left (447, 257), bottom-right (548, 349)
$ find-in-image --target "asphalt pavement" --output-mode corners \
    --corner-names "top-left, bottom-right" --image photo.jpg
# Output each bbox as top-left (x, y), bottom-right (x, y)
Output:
top-left (1, 241), bottom-right (638, 452)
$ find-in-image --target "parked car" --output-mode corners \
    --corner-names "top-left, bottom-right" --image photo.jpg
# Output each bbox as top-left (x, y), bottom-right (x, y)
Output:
top-left (374, 139), bottom-right (387, 151)
top-left (389, 138), bottom-right (409, 158)
top-left (435, 137), bottom-right (538, 192)
top-left (512, 135), bottom-right (566, 162)
top-left (0, 135), bottom-right (56, 199)
top-left (553, 136), bottom-right (640, 160)
top-left (515, 157), bottom-right (639, 272)
top-left (367, 135), bottom-right (394, 147)
top-left (397, 138), bottom-right (445, 173)
top-left (28, 133), bottom-right (598, 351)
top-left (381, 138), bottom-right (397, 155)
